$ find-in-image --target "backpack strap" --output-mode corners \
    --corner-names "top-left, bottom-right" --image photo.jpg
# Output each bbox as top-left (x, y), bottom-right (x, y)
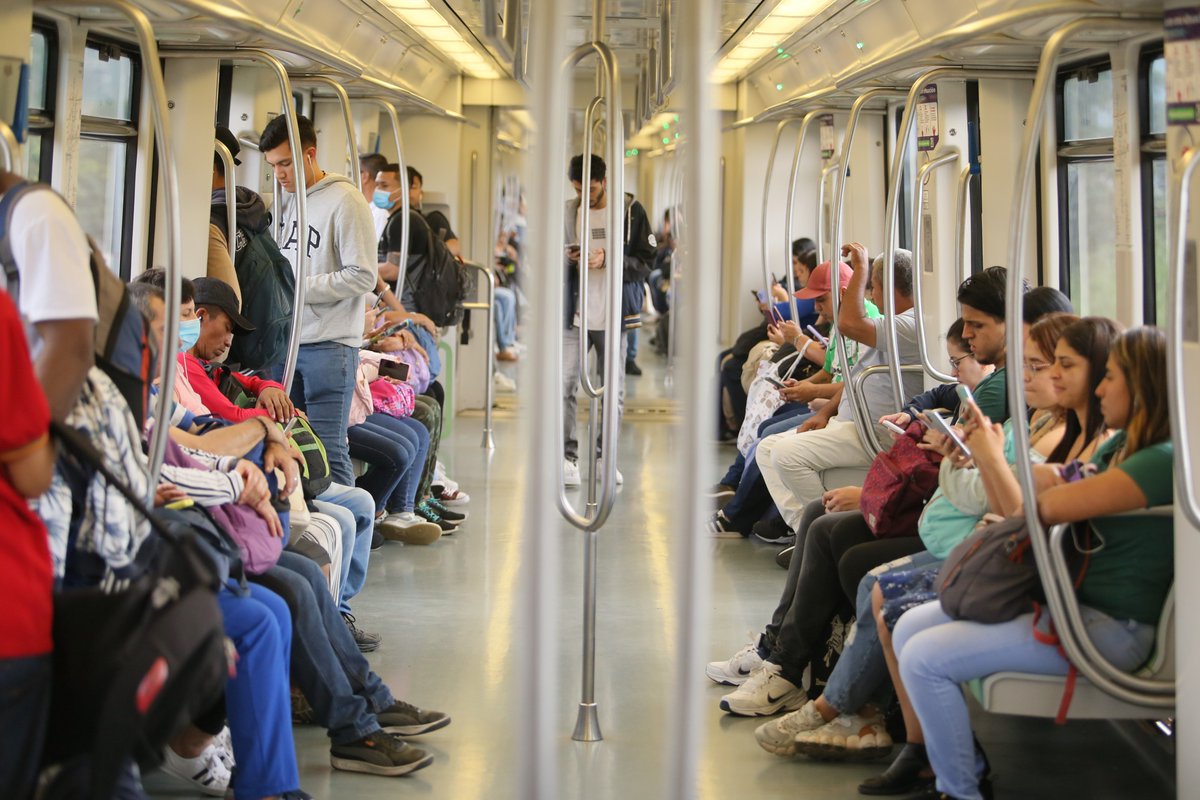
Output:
top-left (0, 180), bottom-right (43, 295)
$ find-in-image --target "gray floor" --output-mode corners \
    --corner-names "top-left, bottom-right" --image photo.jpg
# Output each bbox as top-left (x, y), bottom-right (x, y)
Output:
top-left (151, 343), bottom-right (1176, 799)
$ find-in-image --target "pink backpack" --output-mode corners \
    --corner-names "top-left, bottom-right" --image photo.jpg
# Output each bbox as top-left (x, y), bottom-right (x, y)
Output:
top-left (370, 379), bottom-right (415, 418)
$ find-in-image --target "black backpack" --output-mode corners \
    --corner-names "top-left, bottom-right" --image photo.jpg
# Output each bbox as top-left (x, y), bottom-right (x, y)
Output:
top-left (42, 422), bottom-right (230, 800)
top-left (405, 211), bottom-right (467, 327)
top-left (225, 222), bottom-right (296, 373)
top-left (0, 181), bottom-right (154, 424)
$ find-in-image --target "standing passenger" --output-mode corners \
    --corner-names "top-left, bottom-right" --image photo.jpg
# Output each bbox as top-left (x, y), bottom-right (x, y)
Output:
top-left (360, 153), bottom-right (390, 240)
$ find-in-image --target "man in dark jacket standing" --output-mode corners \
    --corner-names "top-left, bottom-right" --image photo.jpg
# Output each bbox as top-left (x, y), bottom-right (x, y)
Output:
top-left (562, 154), bottom-right (655, 487)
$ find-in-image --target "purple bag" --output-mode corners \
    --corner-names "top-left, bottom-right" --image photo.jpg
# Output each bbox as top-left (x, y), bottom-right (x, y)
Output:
top-left (394, 349), bottom-right (432, 394)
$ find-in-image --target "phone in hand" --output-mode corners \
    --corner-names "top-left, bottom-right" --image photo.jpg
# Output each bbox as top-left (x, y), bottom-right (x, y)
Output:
top-left (367, 320), bottom-right (410, 347)
top-left (769, 305), bottom-right (785, 325)
top-left (881, 419), bottom-right (907, 436)
top-left (765, 376), bottom-right (787, 389)
top-left (806, 325), bottom-right (829, 347)
top-left (378, 360), bottom-right (411, 382)
top-left (566, 245), bottom-right (581, 260)
top-left (955, 384), bottom-right (976, 416)
top-left (282, 416), bottom-right (300, 436)
top-left (923, 410), bottom-right (972, 459)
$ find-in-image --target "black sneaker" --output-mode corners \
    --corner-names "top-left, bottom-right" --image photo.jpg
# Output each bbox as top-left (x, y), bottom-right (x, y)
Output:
top-left (376, 699), bottom-right (452, 736)
top-left (343, 612), bottom-right (381, 653)
top-left (752, 516), bottom-right (794, 544)
top-left (423, 497), bottom-right (467, 523)
top-left (625, 359), bottom-right (643, 376)
top-left (292, 687), bottom-right (317, 725)
top-left (330, 731), bottom-right (433, 777)
top-left (706, 511), bottom-right (741, 538)
top-left (415, 501), bottom-right (458, 533)
top-left (775, 545), bottom-right (794, 569)
top-left (371, 528), bottom-right (385, 551)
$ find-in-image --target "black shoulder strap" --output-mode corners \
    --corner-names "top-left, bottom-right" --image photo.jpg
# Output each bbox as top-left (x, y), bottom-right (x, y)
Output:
top-left (0, 180), bottom-right (43, 294)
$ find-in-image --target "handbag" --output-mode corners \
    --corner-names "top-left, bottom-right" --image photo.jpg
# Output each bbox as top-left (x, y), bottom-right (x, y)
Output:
top-left (737, 350), bottom-right (806, 456)
top-left (934, 515), bottom-right (1041, 623)
top-left (860, 421), bottom-right (942, 538)
top-left (370, 378), bottom-right (416, 418)
top-left (44, 422), bottom-right (230, 800)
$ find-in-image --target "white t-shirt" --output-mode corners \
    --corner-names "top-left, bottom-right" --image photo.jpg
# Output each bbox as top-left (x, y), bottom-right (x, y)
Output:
top-left (837, 308), bottom-right (923, 424)
top-left (575, 204), bottom-right (608, 331)
top-left (371, 204), bottom-right (388, 242)
top-left (5, 189), bottom-right (97, 354)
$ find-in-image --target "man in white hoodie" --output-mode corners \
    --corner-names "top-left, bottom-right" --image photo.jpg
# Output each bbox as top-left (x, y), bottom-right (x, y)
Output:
top-left (260, 114), bottom-right (378, 487)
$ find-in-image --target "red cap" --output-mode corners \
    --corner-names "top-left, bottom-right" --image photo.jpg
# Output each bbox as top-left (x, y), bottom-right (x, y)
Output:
top-left (795, 261), bottom-right (853, 299)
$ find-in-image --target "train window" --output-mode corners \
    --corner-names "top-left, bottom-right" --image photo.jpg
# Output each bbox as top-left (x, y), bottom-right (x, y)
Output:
top-left (1141, 49), bottom-right (1167, 323)
top-left (77, 39), bottom-right (140, 277)
top-left (1056, 61), bottom-right (1116, 318)
top-left (23, 23), bottom-right (57, 182)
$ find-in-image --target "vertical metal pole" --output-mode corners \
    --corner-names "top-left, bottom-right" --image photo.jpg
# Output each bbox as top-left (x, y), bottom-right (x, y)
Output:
top-left (954, 167), bottom-right (974, 286)
top-left (0, 121), bottom-right (19, 171)
top-left (1169, 149), bottom-right (1200, 527)
top-left (664, 0), bottom-right (717, 792)
top-left (910, 150), bottom-right (959, 383)
top-left (483, 267), bottom-right (496, 450)
top-left (366, 98), bottom-right (411, 288)
top-left (214, 140), bottom-right (237, 263)
top-left (470, 150), bottom-right (478, 260)
top-left (302, 77), bottom-right (360, 192)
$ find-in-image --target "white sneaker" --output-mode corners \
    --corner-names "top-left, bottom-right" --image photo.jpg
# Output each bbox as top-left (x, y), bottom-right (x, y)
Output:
top-left (378, 512), bottom-right (442, 545)
top-left (211, 726), bottom-right (235, 771)
top-left (160, 743), bottom-right (231, 797)
top-left (754, 700), bottom-right (826, 756)
top-left (494, 371), bottom-right (517, 392)
top-left (596, 458), bottom-right (623, 485)
top-left (705, 632), bottom-right (765, 685)
top-left (719, 662), bottom-right (806, 717)
top-left (792, 711), bottom-right (894, 761)
top-left (563, 459), bottom-right (582, 488)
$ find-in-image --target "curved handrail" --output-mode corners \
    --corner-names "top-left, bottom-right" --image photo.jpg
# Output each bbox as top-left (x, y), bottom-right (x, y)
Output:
top-left (363, 98), bottom-right (411, 290)
top-left (555, 40), bottom-right (624, 533)
top-left (884, 67), bottom-right (1037, 411)
top-left (783, 109), bottom-right (835, 324)
top-left (460, 261), bottom-right (496, 450)
top-left (816, 160), bottom-right (840, 266)
top-left (1169, 148), bottom-right (1200, 530)
top-left (577, 94), bottom-right (606, 400)
top-left (761, 119), bottom-right (801, 302)
top-left (0, 121), bottom-right (19, 171)
top-left (214, 140), bottom-right (237, 263)
top-left (160, 49), bottom-right (309, 395)
top-left (295, 75), bottom-right (361, 192)
top-left (910, 147), bottom-right (960, 383)
top-left (1005, 17), bottom-right (1170, 709)
top-left (953, 166), bottom-right (974, 288)
top-left (851, 364), bottom-right (926, 453)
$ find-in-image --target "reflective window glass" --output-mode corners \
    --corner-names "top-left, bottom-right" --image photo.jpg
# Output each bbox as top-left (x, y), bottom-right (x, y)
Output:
top-left (1062, 68), bottom-right (1113, 142)
top-left (82, 45), bottom-right (134, 121)
top-left (1148, 56), bottom-right (1166, 136)
top-left (75, 138), bottom-right (128, 270)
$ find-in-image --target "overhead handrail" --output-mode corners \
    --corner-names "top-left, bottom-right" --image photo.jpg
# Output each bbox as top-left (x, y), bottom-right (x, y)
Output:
top-left (783, 109), bottom-right (836, 325)
top-left (884, 67), bottom-right (1037, 412)
top-left (50, 0), bottom-right (181, 497)
top-left (954, 167), bottom-right (974, 288)
top-left (160, 49), bottom-right (309, 395)
top-left (214, 140), bottom-right (237, 264)
top-left (816, 160), bottom-right (840, 266)
top-left (294, 75), bottom-right (361, 192)
top-left (1169, 148), bottom-right (1200, 530)
top-left (1005, 17), bottom-right (1171, 708)
top-left (910, 147), bottom-right (961, 384)
top-left (0, 121), bottom-right (19, 171)
top-left (831, 88), bottom-right (907, 457)
top-left (761, 119), bottom-right (802, 306)
top-left (363, 97), bottom-right (411, 290)
top-left (460, 261), bottom-right (496, 450)
top-left (482, 0), bottom-right (521, 72)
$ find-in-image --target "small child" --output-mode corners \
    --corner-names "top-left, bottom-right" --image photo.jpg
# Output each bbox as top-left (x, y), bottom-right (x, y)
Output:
top-left (0, 286), bottom-right (56, 796)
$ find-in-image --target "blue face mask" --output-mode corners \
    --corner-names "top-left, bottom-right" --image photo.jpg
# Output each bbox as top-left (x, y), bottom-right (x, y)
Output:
top-left (373, 189), bottom-right (396, 210)
top-left (178, 317), bottom-right (201, 353)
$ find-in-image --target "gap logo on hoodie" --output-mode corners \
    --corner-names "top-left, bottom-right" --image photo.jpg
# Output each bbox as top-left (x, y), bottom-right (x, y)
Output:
top-left (281, 220), bottom-right (323, 259)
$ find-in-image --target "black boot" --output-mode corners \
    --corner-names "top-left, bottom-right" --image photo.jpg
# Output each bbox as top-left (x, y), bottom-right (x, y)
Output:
top-left (858, 742), bottom-right (934, 795)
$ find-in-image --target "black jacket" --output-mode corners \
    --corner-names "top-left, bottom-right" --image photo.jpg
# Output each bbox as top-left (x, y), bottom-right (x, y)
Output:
top-left (563, 192), bottom-right (656, 331)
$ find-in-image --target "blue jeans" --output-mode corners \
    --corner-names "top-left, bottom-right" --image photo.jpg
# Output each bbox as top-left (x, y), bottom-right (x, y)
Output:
top-left (626, 328), bottom-right (638, 361)
top-left (719, 404), bottom-right (811, 488)
top-left (315, 482), bottom-right (375, 616)
top-left (349, 414), bottom-right (429, 514)
top-left (822, 551), bottom-right (942, 715)
top-left (255, 552), bottom-right (394, 746)
top-left (494, 285), bottom-right (518, 350)
top-left (0, 653), bottom-right (51, 797)
top-left (895, 600), bottom-right (1155, 800)
top-left (291, 342), bottom-right (357, 485)
top-left (722, 410), bottom-right (813, 527)
top-left (219, 583), bottom-right (298, 799)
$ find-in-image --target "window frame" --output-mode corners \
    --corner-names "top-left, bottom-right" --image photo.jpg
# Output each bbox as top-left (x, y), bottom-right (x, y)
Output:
top-left (25, 19), bottom-right (58, 183)
top-left (1139, 44), bottom-right (1167, 324)
top-left (79, 34), bottom-right (141, 279)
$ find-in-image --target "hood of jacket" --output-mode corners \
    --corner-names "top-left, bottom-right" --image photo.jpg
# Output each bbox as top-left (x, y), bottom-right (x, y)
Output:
top-left (210, 185), bottom-right (270, 237)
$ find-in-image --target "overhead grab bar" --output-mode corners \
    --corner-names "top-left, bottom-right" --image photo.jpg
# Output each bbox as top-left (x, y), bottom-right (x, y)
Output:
top-left (910, 147), bottom-right (961, 384)
top-left (161, 49), bottom-right (309, 395)
top-left (954, 167), bottom-right (974, 288)
top-left (1005, 17), bottom-right (1171, 708)
top-left (214, 140), bottom-right (237, 264)
top-left (294, 75), bottom-right (361, 192)
top-left (363, 98), bottom-right (411, 290)
top-left (460, 261), bottom-right (496, 450)
top-left (1169, 147), bottom-right (1200, 529)
top-left (761, 119), bottom-right (801, 309)
top-left (783, 109), bottom-right (836, 325)
top-left (0, 121), bottom-right (19, 172)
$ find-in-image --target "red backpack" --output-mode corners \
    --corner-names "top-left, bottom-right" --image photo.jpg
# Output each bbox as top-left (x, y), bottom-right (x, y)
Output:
top-left (860, 421), bottom-right (942, 538)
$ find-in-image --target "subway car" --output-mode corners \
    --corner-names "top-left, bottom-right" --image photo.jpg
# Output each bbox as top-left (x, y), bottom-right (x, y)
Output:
top-left (0, 0), bottom-right (1192, 798)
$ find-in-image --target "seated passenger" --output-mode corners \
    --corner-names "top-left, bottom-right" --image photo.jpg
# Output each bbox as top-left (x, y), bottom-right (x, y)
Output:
top-left (893, 325), bottom-right (1170, 800)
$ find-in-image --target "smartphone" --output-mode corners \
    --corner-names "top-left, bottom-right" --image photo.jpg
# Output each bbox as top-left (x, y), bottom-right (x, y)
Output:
top-left (923, 411), bottom-right (972, 459)
top-left (882, 419), bottom-right (907, 436)
top-left (367, 320), bottom-right (409, 346)
top-left (282, 416), bottom-right (300, 436)
top-left (378, 360), bottom-right (411, 382)
top-left (765, 376), bottom-right (787, 389)
top-left (806, 325), bottom-right (829, 347)
top-left (769, 305), bottom-right (785, 324)
top-left (955, 384), bottom-right (976, 409)
top-left (566, 244), bottom-right (581, 260)
top-left (165, 497), bottom-right (195, 511)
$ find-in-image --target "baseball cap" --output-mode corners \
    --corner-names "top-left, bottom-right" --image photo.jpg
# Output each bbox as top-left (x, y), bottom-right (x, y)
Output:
top-left (193, 277), bottom-right (255, 335)
top-left (795, 261), bottom-right (853, 299)
top-left (215, 125), bottom-right (242, 166)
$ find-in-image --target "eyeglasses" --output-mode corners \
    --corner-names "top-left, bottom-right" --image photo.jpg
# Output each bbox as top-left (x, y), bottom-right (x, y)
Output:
top-left (948, 354), bottom-right (973, 369)
top-left (1023, 360), bottom-right (1051, 374)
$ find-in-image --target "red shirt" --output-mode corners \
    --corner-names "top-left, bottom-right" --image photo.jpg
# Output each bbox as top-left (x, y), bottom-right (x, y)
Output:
top-left (181, 352), bottom-right (286, 424)
top-left (0, 289), bottom-right (52, 659)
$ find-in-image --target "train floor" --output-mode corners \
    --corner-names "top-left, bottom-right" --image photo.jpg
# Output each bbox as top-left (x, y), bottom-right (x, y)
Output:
top-left (146, 347), bottom-right (1176, 800)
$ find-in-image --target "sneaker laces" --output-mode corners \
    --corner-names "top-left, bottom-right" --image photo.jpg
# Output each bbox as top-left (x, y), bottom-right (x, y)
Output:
top-left (416, 501), bottom-right (444, 523)
top-left (740, 661), bottom-right (782, 694)
top-left (776, 702), bottom-right (821, 735)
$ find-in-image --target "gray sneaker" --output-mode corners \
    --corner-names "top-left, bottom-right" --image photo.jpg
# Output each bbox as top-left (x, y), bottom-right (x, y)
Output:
top-left (377, 699), bottom-right (452, 736)
top-left (330, 732), bottom-right (433, 776)
top-left (342, 613), bottom-right (381, 653)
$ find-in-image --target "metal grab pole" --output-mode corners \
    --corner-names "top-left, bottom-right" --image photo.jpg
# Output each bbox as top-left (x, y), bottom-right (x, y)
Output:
top-left (0, 121), bottom-right (19, 171)
top-left (783, 110), bottom-right (834, 324)
top-left (161, 49), bottom-right (309, 395)
top-left (910, 148), bottom-right (960, 383)
top-left (816, 160), bottom-right (840, 266)
top-left (364, 98), bottom-right (411, 289)
top-left (884, 68), bottom-right (1036, 412)
top-left (953, 167), bottom-right (974, 287)
top-left (297, 76), bottom-right (360, 192)
top-left (577, 95), bottom-right (606, 400)
top-left (214, 140), bottom-right (237, 263)
top-left (1169, 148), bottom-right (1200, 529)
top-left (1006, 17), bottom-right (1171, 704)
top-left (461, 261), bottom-right (496, 450)
top-left (761, 119), bottom-right (800, 299)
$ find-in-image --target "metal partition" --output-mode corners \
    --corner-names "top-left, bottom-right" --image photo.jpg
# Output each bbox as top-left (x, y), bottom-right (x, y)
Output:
top-left (363, 98), bottom-right (411, 287)
top-left (1169, 148), bottom-right (1200, 530)
top-left (460, 261), bottom-right (496, 449)
top-left (910, 147), bottom-right (960, 383)
top-left (161, 49), bottom-right (309, 394)
top-left (0, 121), bottom-right (19, 171)
top-left (214, 140), bottom-right (237, 263)
top-left (1005, 16), bottom-right (1171, 704)
top-left (299, 76), bottom-right (361, 192)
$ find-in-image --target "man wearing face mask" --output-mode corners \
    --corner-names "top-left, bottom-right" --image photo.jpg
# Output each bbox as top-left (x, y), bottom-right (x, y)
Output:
top-left (260, 114), bottom-right (377, 486)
